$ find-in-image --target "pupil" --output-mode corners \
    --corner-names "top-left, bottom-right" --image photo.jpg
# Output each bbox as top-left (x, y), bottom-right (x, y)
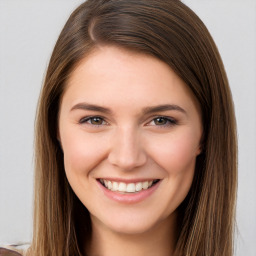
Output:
top-left (155, 117), bottom-right (166, 125)
top-left (92, 117), bottom-right (102, 124)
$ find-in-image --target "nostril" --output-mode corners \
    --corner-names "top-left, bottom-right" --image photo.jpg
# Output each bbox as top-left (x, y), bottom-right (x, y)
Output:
top-left (107, 131), bottom-right (147, 169)
top-left (108, 152), bottom-right (147, 170)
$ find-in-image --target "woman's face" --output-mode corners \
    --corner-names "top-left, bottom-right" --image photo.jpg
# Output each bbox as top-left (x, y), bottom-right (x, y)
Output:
top-left (58, 46), bottom-right (202, 235)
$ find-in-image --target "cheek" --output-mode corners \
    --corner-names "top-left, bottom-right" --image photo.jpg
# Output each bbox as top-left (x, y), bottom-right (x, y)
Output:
top-left (147, 131), bottom-right (199, 175)
top-left (61, 129), bottom-right (108, 176)
top-left (146, 132), bottom-right (198, 214)
top-left (160, 138), bottom-right (197, 195)
top-left (61, 130), bottom-right (109, 203)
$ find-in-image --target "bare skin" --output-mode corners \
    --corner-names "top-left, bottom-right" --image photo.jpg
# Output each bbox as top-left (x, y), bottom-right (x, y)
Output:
top-left (58, 46), bottom-right (202, 256)
top-left (87, 210), bottom-right (178, 256)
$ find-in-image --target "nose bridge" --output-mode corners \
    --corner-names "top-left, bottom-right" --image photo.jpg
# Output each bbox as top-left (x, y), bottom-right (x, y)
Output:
top-left (108, 125), bottom-right (146, 170)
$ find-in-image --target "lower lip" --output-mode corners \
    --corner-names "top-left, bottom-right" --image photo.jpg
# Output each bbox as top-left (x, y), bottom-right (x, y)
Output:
top-left (97, 180), bottom-right (161, 204)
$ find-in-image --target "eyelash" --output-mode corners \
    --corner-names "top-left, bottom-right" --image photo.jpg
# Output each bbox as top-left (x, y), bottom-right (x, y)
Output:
top-left (79, 116), bottom-right (177, 128)
top-left (147, 116), bottom-right (177, 127)
top-left (79, 116), bottom-right (108, 126)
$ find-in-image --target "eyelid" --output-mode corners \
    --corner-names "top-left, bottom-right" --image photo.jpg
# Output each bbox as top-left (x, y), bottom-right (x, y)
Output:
top-left (146, 116), bottom-right (177, 127)
top-left (78, 115), bottom-right (177, 127)
top-left (79, 116), bottom-right (108, 126)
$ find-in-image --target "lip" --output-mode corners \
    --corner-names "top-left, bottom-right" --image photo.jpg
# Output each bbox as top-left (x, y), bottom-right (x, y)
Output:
top-left (98, 177), bottom-right (156, 183)
top-left (96, 178), bottom-right (161, 204)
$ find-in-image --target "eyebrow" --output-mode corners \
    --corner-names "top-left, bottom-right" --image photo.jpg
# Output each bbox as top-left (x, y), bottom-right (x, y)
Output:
top-left (70, 102), bottom-right (187, 115)
top-left (142, 104), bottom-right (187, 115)
top-left (71, 103), bottom-right (112, 114)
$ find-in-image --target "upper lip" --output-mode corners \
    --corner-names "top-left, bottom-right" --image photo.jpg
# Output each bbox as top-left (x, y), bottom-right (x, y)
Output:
top-left (97, 178), bottom-right (160, 183)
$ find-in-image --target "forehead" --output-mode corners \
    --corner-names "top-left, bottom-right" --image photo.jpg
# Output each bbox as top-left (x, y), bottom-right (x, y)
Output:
top-left (62, 46), bottom-right (200, 114)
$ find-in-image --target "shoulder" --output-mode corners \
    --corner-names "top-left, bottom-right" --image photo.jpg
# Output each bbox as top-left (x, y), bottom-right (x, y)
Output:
top-left (0, 247), bottom-right (22, 256)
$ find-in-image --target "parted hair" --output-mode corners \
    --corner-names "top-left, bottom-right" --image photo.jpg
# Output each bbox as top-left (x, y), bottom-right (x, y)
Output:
top-left (27, 0), bottom-right (237, 255)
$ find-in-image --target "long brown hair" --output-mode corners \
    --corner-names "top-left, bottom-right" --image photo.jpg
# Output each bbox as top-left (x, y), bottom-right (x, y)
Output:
top-left (28, 0), bottom-right (237, 255)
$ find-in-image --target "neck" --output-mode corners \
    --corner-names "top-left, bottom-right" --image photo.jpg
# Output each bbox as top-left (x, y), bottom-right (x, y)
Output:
top-left (85, 212), bottom-right (178, 256)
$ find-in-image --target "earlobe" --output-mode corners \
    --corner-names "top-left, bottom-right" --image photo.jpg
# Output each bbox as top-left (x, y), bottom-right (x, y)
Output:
top-left (196, 143), bottom-right (204, 156)
top-left (56, 127), bottom-right (61, 142)
top-left (196, 147), bottom-right (201, 156)
top-left (196, 139), bottom-right (203, 155)
top-left (197, 130), bottom-right (205, 155)
top-left (57, 130), bottom-right (63, 150)
top-left (58, 139), bottom-right (63, 151)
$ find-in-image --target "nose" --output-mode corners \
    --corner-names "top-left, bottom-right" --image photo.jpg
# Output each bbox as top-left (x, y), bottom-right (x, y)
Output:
top-left (108, 127), bottom-right (147, 171)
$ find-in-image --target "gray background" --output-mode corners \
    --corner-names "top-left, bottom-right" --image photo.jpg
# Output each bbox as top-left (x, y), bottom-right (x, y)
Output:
top-left (0, 1), bottom-right (255, 255)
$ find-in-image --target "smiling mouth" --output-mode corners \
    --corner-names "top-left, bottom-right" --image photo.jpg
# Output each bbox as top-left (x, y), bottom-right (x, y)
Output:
top-left (98, 179), bottom-right (160, 193)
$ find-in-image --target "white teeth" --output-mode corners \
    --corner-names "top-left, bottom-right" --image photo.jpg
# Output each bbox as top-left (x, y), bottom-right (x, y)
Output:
top-left (100, 179), bottom-right (157, 193)
top-left (112, 181), bottom-right (119, 191)
top-left (107, 181), bottom-right (112, 190)
top-left (118, 182), bottom-right (126, 192)
top-left (126, 183), bottom-right (136, 193)
top-left (135, 182), bottom-right (142, 192)
top-left (142, 181), bottom-right (149, 189)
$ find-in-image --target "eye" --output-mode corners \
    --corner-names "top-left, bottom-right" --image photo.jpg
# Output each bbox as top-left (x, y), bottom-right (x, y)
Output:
top-left (79, 116), bottom-right (107, 126)
top-left (147, 116), bottom-right (177, 127)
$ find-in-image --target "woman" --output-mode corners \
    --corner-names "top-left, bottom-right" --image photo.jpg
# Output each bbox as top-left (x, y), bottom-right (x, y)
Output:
top-left (1, 0), bottom-right (237, 255)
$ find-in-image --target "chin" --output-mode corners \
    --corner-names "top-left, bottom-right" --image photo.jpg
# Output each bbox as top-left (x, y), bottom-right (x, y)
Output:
top-left (106, 219), bottom-right (158, 235)
top-left (92, 208), bottom-right (173, 236)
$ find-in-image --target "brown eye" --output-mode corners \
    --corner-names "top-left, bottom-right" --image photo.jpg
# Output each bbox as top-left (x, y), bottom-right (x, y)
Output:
top-left (147, 116), bottom-right (177, 127)
top-left (90, 117), bottom-right (104, 125)
top-left (79, 116), bottom-right (107, 126)
top-left (154, 117), bottom-right (168, 125)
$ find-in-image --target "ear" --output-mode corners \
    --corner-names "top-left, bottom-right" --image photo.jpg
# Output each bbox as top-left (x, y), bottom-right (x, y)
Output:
top-left (196, 138), bottom-right (205, 156)
top-left (56, 129), bottom-right (63, 150)
top-left (196, 128), bottom-right (205, 156)
top-left (56, 127), bottom-right (60, 141)
top-left (196, 144), bottom-right (202, 156)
